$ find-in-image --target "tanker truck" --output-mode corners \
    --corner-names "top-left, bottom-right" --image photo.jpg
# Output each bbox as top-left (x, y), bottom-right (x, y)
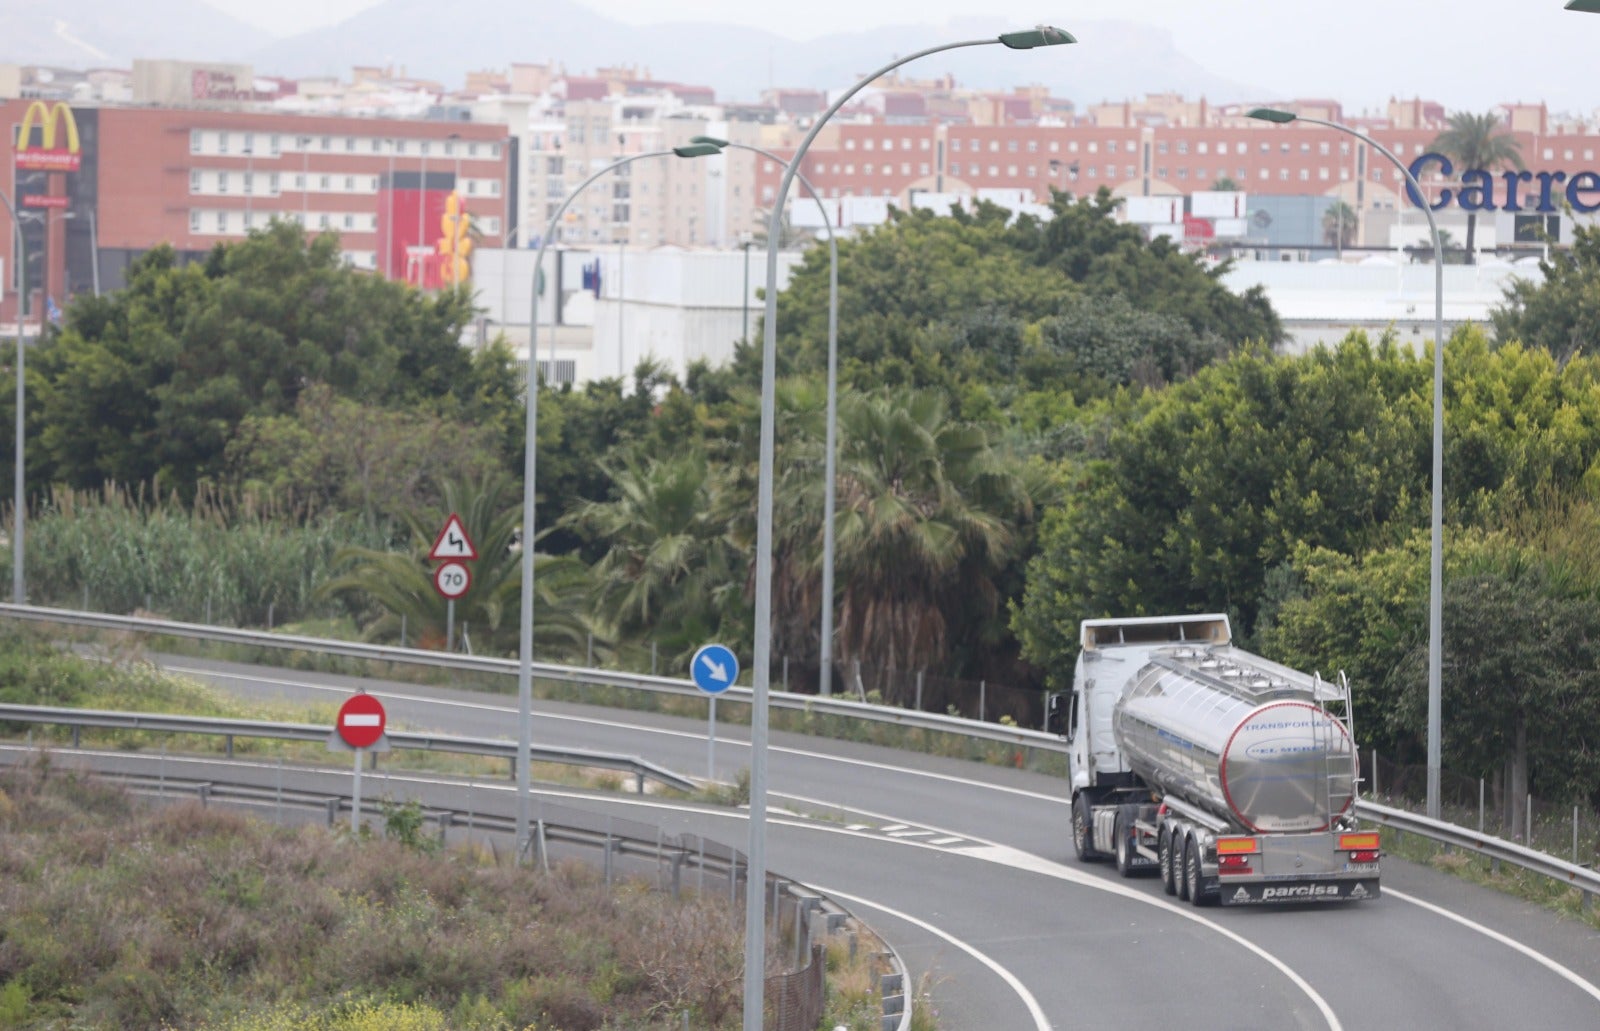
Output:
top-left (1046, 613), bottom-right (1380, 905)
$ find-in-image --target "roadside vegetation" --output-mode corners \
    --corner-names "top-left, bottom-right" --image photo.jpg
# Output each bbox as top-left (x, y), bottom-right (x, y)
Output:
top-left (0, 755), bottom-right (830, 1030)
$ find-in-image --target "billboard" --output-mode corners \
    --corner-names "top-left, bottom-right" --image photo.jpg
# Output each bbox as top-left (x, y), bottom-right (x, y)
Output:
top-left (14, 101), bottom-right (81, 172)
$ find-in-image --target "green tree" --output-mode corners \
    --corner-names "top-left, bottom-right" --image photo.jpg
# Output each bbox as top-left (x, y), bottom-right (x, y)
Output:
top-left (28, 222), bottom-right (489, 498)
top-left (561, 449), bottom-right (744, 664)
top-left (1212, 176), bottom-right (1241, 192)
top-left (1430, 111), bottom-right (1525, 264)
top-left (224, 383), bottom-right (504, 531)
top-left (1492, 220), bottom-right (1600, 363)
top-left (319, 473), bottom-right (595, 658)
top-left (1322, 200), bottom-right (1357, 250)
top-left (812, 387), bottom-right (1039, 697)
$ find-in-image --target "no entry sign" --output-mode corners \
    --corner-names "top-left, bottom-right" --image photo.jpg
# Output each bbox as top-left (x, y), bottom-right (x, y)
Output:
top-left (336, 692), bottom-right (387, 749)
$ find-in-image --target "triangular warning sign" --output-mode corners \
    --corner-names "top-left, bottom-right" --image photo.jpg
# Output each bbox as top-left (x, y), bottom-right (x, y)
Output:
top-left (429, 514), bottom-right (479, 561)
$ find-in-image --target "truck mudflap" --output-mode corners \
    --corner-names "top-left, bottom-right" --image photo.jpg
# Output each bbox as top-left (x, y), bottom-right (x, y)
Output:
top-left (1221, 879), bottom-right (1380, 905)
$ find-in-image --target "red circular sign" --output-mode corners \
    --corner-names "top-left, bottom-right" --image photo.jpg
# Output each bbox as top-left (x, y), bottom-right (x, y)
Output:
top-left (433, 560), bottom-right (472, 600)
top-left (336, 692), bottom-right (387, 749)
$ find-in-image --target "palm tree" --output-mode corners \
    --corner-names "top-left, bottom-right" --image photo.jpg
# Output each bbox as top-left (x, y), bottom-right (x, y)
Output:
top-left (561, 449), bottom-right (743, 665)
top-left (318, 472), bottom-right (595, 659)
top-left (1431, 111), bottom-right (1525, 264)
top-left (815, 387), bottom-right (1037, 700)
top-left (1322, 200), bottom-right (1357, 251)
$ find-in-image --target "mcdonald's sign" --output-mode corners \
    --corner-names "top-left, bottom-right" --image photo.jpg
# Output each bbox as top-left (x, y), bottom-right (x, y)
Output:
top-left (15, 101), bottom-right (81, 172)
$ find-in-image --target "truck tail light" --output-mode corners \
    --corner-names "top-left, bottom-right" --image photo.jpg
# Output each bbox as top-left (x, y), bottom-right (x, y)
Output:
top-left (1216, 836), bottom-right (1259, 855)
top-left (1349, 850), bottom-right (1380, 864)
top-left (1217, 854), bottom-right (1253, 875)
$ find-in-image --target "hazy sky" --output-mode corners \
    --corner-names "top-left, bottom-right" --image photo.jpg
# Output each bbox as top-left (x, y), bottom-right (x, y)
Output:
top-left (210, 0), bottom-right (1600, 113)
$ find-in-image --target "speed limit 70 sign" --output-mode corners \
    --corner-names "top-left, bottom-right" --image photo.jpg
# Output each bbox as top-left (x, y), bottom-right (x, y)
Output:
top-left (433, 561), bottom-right (471, 599)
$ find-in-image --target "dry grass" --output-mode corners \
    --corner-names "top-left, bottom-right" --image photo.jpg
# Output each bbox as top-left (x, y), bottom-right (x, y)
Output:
top-left (0, 756), bottom-right (746, 1030)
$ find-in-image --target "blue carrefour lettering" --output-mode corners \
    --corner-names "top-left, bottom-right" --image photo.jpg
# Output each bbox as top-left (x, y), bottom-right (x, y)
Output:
top-left (1408, 153), bottom-right (1599, 214)
top-left (1569, 171), bottom-right (1600, 213)
top-left (1407, 153), bottom-right (1452, 210)
top-left (1457, 168), bottom-right (1495, 211)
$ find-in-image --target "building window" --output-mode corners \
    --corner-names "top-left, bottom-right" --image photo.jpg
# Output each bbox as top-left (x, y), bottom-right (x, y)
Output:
top-left (1008, 140), bottom-right (1018, 152)
top-left (989, 140), bottom-right (999, 152)
top-left (217, 172), bottom-right (229, 193)
top-left (318, 214), bottom-right (331, 229)
top-left (218, 132), bottom-right (229, 155)
top-left (243, 172), bottom-right (254, 195)
top-left (1300, 142), bottom-right (1310, 153)
top-left (344, 176), bottom-right (355, 191)
top-left (320, 136), bottom-right (332, 151)
top-left (1260, 142), bottom-right (1270, 153)
top-left (344, 214), bottom-right (355, 229)
top-left (969, 163), bottom-right (979, 176)
top-left (190, 210), bottom-right (201, 232)
top-left (190, 170), bottom-right (202, 193)
top-left (1299, 169), bottom-right (1309, 181)
top-left (920, 163), bottom-right (929, 175)
top-left (1068, 141), bottom-right (1079, 153)
top-left (270, 172), bottom-right (280, 192)
top-left (320, 175), bottom-right (331, 190)
top-left (1544, 147), bottom-right (1555, 160)
top-left (1158, 141), bottom-right (1168, 155)
top-left (901, 163), bottom-right (910, 175)
top-left (1319, 168), bottom-right (1329, 180)
top-left (1319, 141), bottom-right (1330, 155)
top-left (216, 211), bottom-right (227, 232)
top-left (190, 130), bottom-right (203, 154)
top-left (1178, 168), bottom-right (1188, 179)
top-left (1008, 164), bottom-right (1018, 176)
top-left (1280, 169), bottom-right (1290, 180)
top-left (1088, 142), bottom-right (1098, 154)
top-left (1260, 168), bottom-right (1271, 179)
top-left (1216, 142), bottom-right (1228, 155)
top-left (845, 139), bottom-right (856, 150)
top-left (1197, 142), bottom-right (1208, 155)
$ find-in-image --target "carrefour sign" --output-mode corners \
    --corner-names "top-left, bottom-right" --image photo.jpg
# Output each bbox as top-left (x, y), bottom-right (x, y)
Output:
top-left (1406, 152), bottom-right (1600, 213)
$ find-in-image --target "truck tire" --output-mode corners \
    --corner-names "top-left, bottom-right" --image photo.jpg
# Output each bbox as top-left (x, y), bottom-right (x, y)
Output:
top-left (1178, 835), bottom-right (1195, 901)
top-left (1184, 836), bottom-right (1217, 907)
top-left (1114, 807), bottom-right (1134, 877)
top-left (1159, 827), bottom-right (1178, 896)
top-left (1072, 794), bottom-right (1101, 863)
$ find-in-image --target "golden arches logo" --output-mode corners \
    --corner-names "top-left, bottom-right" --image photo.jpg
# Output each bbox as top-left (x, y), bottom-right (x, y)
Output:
top-left (15, 101), bottom-right (81, 172)
top-left (436, 191), bottom-right (474, 285)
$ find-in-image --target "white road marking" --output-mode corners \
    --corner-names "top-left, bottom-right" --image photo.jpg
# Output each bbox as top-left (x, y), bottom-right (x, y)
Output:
top-left (163, 664), bottom-right (1073, 805)
top-left (341, 714), bottom-right (381, 727)
top-left (156, 662), bottom-right (1600, 1015)
top-left (1384, 887), bottom-right (1600, 1004)
top-left (928, 836), bottom-right (965, 846)
top-left (813, 884), bottom-right (1053, 1031)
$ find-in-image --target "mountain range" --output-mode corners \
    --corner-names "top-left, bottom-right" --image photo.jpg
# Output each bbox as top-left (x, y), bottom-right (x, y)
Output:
top-left (1, 0), bottom-right (1271, 109)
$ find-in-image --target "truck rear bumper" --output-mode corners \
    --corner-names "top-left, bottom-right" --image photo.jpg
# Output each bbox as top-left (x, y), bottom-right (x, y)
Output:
top-left (1220, 878), bottom-right (1380, 905)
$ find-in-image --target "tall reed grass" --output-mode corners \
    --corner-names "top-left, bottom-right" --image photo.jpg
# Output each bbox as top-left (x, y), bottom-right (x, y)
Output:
top-left (2, 483), bottom-right (389, 627)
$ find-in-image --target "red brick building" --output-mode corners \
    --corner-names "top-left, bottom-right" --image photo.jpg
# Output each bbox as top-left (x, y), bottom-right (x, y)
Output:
top-left (2, 101), bottom-right (513, 327)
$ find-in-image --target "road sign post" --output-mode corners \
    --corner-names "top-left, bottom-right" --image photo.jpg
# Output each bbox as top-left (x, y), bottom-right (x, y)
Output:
top-left (691, 644), bottom-right (739, 783)
top-left (335, 692), bottom-right (387, 832)
top-left (429, 516), bottom-right (476, 653)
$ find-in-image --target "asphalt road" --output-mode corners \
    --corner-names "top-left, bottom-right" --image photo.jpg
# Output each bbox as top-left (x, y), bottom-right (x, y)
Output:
top-left (72, 654), bottom-right (1600, 1028)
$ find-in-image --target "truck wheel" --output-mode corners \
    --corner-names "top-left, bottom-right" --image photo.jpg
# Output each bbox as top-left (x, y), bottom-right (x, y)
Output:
top-left (1159, 828), bottom-right (1178, 896)
top-left (1114, 807), bottom-right (1134, 877)
top-left (1184, 837), bottom-right (1217, 907)
top-left (1072, 794), bottom-right (1100, 863)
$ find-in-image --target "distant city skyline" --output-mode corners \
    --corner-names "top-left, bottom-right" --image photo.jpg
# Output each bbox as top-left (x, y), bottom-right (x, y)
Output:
top-left (203, 1), bottom-right (1600, 115)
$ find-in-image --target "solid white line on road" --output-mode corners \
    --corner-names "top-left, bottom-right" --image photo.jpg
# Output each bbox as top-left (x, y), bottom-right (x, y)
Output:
top-left (1384, 887), bottom-right (1600, 1005)
top-left (812, 884), bottom-right (1053, 1031)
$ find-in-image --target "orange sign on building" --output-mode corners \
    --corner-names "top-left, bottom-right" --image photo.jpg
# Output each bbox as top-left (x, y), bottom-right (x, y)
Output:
top-left (15, 101), bottom-right (81, 172)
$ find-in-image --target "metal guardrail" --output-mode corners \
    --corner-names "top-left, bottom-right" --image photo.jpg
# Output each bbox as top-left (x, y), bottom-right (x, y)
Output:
top-left (0, 603), bottom-right (1056, 750)
top-left (5, 603), bottom-right (1597, 909)
top-left (0, 703), bottom-right (697, 794)
top-left (0, 749), bottom-right (906, 1029)
top-left (1357, 798), bottom-right (1600, 903)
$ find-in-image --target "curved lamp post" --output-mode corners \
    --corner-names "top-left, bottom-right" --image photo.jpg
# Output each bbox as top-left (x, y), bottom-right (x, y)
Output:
top-left (689, 135), bottom-right (843, 697)
top-left (0, 188), bottom-right (25, 604)
top-left (1248, 107), bottom-right (1445, 820)
top-left (517, 143), bottom-right (721, 857)
top-left (743, 27), bottom-right (1075, 1028)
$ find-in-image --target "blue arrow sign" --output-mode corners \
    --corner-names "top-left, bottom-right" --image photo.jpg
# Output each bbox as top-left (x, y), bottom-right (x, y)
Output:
top-left (690, 643), bottom-right (739, 695)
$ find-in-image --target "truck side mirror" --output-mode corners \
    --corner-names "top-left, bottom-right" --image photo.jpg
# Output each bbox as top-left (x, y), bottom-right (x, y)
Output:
top-left (1046, 693), bottom-right (1068, 736)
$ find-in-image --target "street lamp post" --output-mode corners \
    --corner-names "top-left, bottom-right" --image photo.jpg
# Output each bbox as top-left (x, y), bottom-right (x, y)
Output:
top-left (1248, 107), bottom-right (1446, 820)
top-left (517, 143), bottom-right (721, 861)
top-left (744, 28), bottom-right (1075, 1029)
top-left (690, 135), bottom-right (842, 696)
top-left (0, 188), bottom-right (24, 604)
